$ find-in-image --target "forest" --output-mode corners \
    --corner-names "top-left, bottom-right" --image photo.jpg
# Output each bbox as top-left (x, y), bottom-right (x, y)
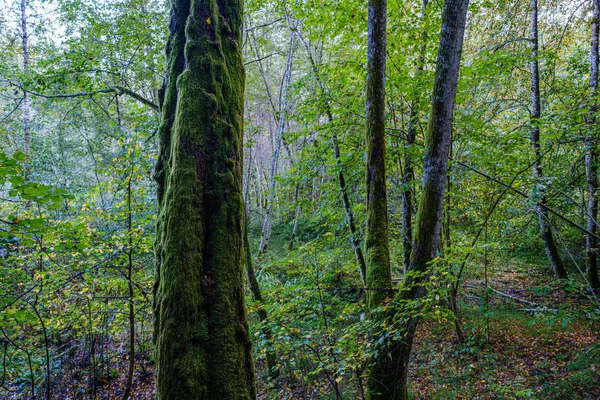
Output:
top-left (0, 0), bottom-right (599, 398)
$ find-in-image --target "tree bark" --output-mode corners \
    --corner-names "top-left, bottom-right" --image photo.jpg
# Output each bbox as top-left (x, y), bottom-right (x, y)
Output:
top-left (121, 169), bottom-right (135, 400)
top-left (153, 0), bottom-right (256, 398)
top-left (586, 0), bottom-right (600, 291)
top-left (529, 0), bottom-right (568, 279)
top-left (244, 208), bottom-right (278, 378)
top-left (365, 0), bottom-right (393, 309)
top-left (293, 27), bottom-right (367, 283)
top-left (21, 0), bottom-right (31, 159)
top-left (258, 33), bottom-right (295, 256)
top-left (367, 1), bottom-right (469, 398)
top-left (402, 0), bottom-right (429, 274)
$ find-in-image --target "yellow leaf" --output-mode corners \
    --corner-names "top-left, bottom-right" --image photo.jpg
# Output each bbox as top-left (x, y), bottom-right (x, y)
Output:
top-left (206, 17), bottom-right (211, 25)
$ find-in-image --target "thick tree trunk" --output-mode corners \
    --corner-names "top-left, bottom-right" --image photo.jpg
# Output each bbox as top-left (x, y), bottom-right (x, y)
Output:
top-left (529, 0), bottom-right (568, 280)
top-left (258, 33), bottom-right (295, 256)
top-left (586, 0), bottom-right (600, 291)
top-left (365, 0), bottom-right (393, 309)
top-left (402, 0), bottom-right (429, 274)
top-left (294, 29), bottom-right (367, 282)
top-left (152, 0), bottom-right (256, 398)
top-left (367, 1), bottom-right (469, 398)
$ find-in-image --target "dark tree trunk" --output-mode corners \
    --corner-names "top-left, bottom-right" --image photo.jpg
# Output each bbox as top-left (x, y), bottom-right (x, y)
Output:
top-left (244, 208), bottom-right (278, 378)
top-left (294, 29), bottom-right (367, 282)
top-left (529, 0), bottom-right (568, 279)
top-left (402, 0), bottom-right (429, 274)
top-left (152, 0), bottom-right (256, 398)
top-left (365, 0), bottom-right (393, 309)
top-left (367, 1), bottom-right (469, 398)
top-left (587, 0), bottom-right (600, 291)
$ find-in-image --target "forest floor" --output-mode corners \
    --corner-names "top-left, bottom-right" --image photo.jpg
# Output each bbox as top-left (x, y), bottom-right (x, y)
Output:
top-left (48, 262), bottom-right (598, 400)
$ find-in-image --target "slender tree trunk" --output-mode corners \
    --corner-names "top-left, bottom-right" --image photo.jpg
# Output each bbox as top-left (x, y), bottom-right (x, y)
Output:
top-left (244, 208), bottom-right (278, 378)
top-left (288, 184), bottom-right (302, 250)
top-left (121, 169), bottom-right (135, 400)
top-left (153, 0), bottom-right (256, 398)
top-left (365, 0), bottom-right (393, 309)
top-left (21, 0), bottom-right (31, 159)
top-left (529, 0), bottom-right (568, 279)
top-left (293, 28), bottom-right (367, 282)
top-left (587, 0), bottom-right (600, 291)
top-left (258, 33), bottom-right (295, 256)
top-left (402, 0), bottom-right (429, 274)
top-left (367, 2), bottom-right (469, 398)
top-left (254, 156), bottom-right (266, 208)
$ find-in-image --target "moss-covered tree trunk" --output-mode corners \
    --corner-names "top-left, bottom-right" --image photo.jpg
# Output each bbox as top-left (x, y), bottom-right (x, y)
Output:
top-left (367, 1), bottom-right (469, 398)
top-left (529, 0), bottom-right (568, 280)
top-left (401, 0), bottom-right (429, 274)
top-left (365, 0), bottom-right (393, 310)
top-left (152, 0), bottom-right (256, 398)
top-left (586, 0), bottom-right (600, 292)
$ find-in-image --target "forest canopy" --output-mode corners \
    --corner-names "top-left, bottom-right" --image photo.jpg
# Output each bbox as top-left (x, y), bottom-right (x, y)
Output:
top-left (0, 0), bottom-right (599, 398)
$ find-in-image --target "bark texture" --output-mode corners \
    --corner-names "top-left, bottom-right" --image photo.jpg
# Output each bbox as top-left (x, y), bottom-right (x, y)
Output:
top-left (244, 208), bottom-right (278, 378)
top-left (587, 0), bottom-right (600, 291)
top-left (294, 28), bottom-right (367, 282)
top-left (258, 34), bottom-right (295, 256)
top-left (365, 0), bottom-right (393, 309)
top-left (402, 0), bottom-right (429, 274)
top-left (367, 1), bottom-right (469, 398)
top-left (529, 0), bottom-right (568, 279)
top-left (152, 0), bottom-right (256, 398)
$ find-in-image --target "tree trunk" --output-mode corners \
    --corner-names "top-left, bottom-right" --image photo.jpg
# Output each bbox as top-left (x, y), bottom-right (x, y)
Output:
top-left (21, 0), bottom-right (31, 159)
top-left (293, 27), bottom-right (367, 282)
top-left (402, 0), bottom-right (429, 274)
top-left (244, 209), bottom-right (278, 378)
top-left (288, 184), bottom-right (302, 250)
top-left (121, 169), bottom-right (135, 400)
top-left (586, 0), bottom-right (600, 291)
top-left (258, 33), bottom-right (295, 256)
top-left (367, 1), bottom-right (469, 398)
top-left (529, 0), bottom-right (568, 280)
top-left (152, 0), bottom-right (256, 398)
top-left (365, 0), bottom-right (393, 309)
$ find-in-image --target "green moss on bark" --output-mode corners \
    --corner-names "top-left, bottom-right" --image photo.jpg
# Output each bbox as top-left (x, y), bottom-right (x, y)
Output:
top-left (367, 0), bottom-right (469, 398)
top-left (153, 0), bottom-right (255, 398)
top-left (364, 0), bottom-right (392, 310)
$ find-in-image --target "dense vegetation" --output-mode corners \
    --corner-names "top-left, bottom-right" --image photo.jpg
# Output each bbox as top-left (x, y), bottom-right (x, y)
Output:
top-left (0, 0), bottom-right (599, 398)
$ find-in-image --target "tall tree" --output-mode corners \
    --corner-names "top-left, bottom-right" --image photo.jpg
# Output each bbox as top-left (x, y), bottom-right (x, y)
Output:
top-left (368, 0), bottom-right (469, 398)
top-left (292, 26), bottom-right (367, 282)
top-left (365, 0), bottom-right (392, 309)
top-left (244, 207), bottom-right (278, 378)
top-left (20, 0), bottom-right (31, 159)
top-left (529, 0), bottom-right (568, 279)
top-left (401, 0), bottom-right (429, 274)
top-left (586, 0), bottom-right (600, 291)
top-left (258, 33), bottom-right (295, 256)
top-left (152, 0), bottom-right (256, 398)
